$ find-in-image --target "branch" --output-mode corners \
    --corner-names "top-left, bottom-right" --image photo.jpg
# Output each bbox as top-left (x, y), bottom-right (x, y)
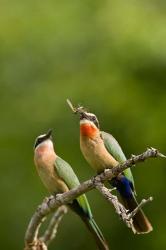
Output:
top-left (40, 205), bottom-right (68, 245)
top-left (24, 204), bottom-right (68, 250)
top-left (128, 197), bottom-right (153, 220)
top-left (24, 147), bottom-right (165, 249)
top-left (95, 182), bottom-right (134, 230)
top-left (95, 182), bottom-right (153, 234)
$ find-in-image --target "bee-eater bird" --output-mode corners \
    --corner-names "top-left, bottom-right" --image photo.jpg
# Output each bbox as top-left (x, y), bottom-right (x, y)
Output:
top-left (69, 105), bottom-right (153, 234)
top-left (34, 129), bottom-right (109, 250)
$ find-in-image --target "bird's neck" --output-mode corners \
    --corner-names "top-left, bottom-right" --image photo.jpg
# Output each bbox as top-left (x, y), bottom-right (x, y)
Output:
top-left (35, 140), bottom-right (56, 158)
top-left (34, 142), bottom-right (57, 172)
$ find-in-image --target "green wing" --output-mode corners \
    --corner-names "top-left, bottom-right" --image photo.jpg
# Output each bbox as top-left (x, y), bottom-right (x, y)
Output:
top-left (55, 157), bottom-right (92, 217)
top-left (101, 131), bottom-right (135, 187)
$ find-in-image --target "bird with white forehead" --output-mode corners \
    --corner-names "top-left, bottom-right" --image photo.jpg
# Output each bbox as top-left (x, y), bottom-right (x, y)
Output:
top-left (67, 100), bottom-right (153, 234)
top-left (34, 129), bottom-right (109, 250)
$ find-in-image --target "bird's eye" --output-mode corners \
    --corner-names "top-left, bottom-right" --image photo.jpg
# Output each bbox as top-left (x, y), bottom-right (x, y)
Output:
top-left (91, 116), bottom-right (96, 121)
top-left (37, 137), bottom-right (44, 144)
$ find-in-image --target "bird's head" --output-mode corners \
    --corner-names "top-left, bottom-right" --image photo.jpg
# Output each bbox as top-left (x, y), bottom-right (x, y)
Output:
top-left (34, 129), bottom-right (53, 150)
top-left (79, 111), bottom-right (100, 137)
top-left (67, 99), bottom-right (100, 138)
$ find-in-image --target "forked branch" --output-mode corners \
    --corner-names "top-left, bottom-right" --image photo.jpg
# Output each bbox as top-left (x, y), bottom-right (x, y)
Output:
top-left (95, 182), bottom-right (153, 233)
top-left (24, 147), bottom-right (165, 249)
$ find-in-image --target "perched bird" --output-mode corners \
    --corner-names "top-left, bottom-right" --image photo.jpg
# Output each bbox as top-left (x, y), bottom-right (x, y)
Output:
top-left (34, 129), bottom-right (109, 250)
top-left (75, 110), bottom-right (152, 234)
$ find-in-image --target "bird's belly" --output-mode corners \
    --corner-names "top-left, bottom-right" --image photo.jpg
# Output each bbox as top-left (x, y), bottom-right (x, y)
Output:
top-left (37, 167), bottom-right (58, 193)
top-left (36, 162), bottom-right (69, 194)
top-left (85, 154), bottom-right (106, 173)
top-left (80, 138), bottom-right (118, 173)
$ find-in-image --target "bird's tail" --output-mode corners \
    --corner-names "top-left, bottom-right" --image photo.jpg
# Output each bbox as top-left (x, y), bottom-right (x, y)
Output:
top-left (110, 176), bottom-right (152, 234)
top-left (120, 193), bottom-right (153, 234)
top-left (69, 200), bottom-right (109, 250)
top-left (82, 216), bottom-right (109, 250)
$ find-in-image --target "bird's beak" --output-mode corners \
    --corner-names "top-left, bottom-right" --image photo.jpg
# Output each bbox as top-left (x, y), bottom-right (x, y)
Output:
top-left (45, 129), bottom-right (52, 139)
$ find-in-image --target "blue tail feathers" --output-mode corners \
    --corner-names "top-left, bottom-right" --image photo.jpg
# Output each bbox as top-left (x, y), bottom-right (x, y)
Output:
top-left (110, 175), bottom-right (153, 234)
top-left (111, 175), bottom-right (134, 198)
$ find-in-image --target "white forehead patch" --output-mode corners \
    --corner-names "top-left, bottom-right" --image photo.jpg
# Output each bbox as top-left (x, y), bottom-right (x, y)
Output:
top-left (85, 112), bottom-right (96, 118)
top-left (37, 134), bottom-right (46, 139)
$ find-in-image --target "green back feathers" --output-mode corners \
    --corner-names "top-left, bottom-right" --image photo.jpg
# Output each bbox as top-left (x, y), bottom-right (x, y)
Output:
top-left (101, 131), bottom-right (135, 186)
top-left (55, 157), bottom-right (109, 249)
top-left (55, 157), bottom-right (92, 218)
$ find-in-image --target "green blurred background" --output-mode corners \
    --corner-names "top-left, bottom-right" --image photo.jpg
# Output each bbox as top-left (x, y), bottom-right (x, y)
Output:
top-left (0, 0), bottom-right (166, 249)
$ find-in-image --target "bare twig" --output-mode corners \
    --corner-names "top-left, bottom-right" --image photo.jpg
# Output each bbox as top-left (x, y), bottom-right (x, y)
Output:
top-left (40, 206), bottom-right (68, 245)
top-left (24, 147), bottom-right (165, 249)
top-left (24, 240), bottom-right (47, 250)
top-left (24, 204), bottom-right (67, 250)
top-left (95, 182), bottom-right (135, 230)
top-left (95, 182), bottom-right (153, 234)
top-left (128, 197), bottom-right (153, 219)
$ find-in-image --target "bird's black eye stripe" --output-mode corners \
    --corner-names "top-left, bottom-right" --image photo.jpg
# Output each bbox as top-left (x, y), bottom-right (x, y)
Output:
top-left (90, 116), bottom-right (96, 121)
top-left (34, 138), bottom-right (42, 148)
top-left (34, 137), bottom-right (46, 148)
top-left (89, 116), bottom-right (99, 128)
top-left (34, 130), bottom-right (52, 149)
top-left (37, 138), bottom-right (42, 143)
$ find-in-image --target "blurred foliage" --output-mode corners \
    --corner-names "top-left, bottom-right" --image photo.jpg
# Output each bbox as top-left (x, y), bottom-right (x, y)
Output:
top-left (0, 0), bottom-right (166, 249)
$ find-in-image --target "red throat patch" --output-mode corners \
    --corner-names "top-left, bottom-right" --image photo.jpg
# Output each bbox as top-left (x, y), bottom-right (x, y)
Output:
top-left (80, 123), bottom-right (98, 137)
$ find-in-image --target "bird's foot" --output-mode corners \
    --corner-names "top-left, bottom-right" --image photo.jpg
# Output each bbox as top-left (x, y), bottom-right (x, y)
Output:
top-left (42, 195), bottom-right (54, 204)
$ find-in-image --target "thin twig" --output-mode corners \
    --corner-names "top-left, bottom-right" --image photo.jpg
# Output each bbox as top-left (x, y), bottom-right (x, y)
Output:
top-left (41, 206), bottom-right (68, 245)
top-left (95, 182), bottom-right (153, 234)
top-left (95, 182), bottom-right (135, 232)
top-left (128, 197), bottom-right (153, 219)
